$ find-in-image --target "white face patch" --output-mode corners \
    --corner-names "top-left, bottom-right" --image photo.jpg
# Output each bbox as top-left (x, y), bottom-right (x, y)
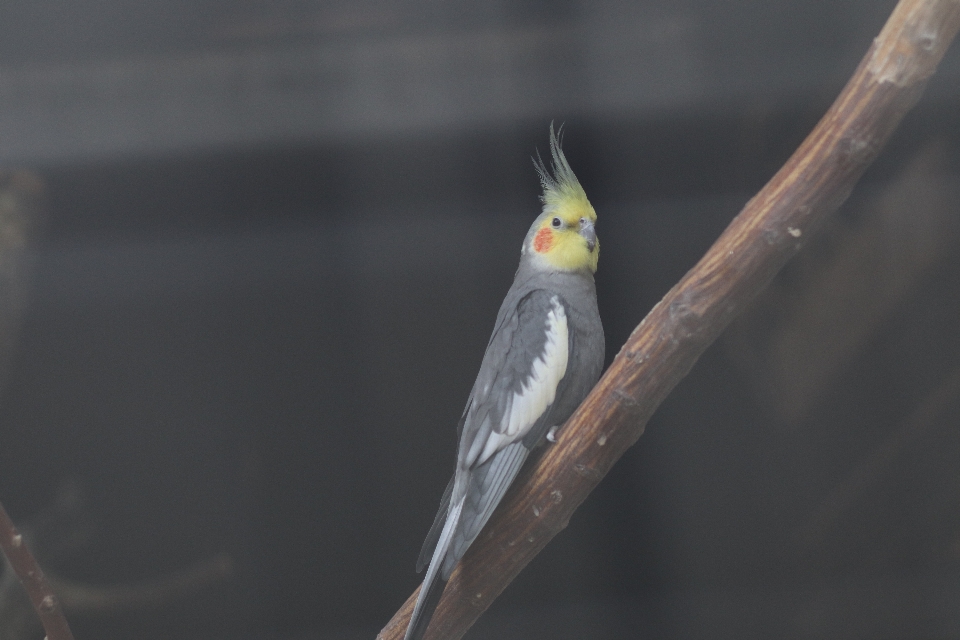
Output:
top-left (476, 296), bottom-right (569, 464)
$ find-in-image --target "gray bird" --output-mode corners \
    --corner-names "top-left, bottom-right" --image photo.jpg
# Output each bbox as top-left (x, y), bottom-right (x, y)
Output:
top-left (405, 125), bottom-right (605, 640)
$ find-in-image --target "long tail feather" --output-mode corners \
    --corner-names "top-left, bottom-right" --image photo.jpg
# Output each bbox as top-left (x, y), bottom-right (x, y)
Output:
top-left (416, 476), bottom-right (454, 573)
top-left (405, 497), bottom-right (464, 640)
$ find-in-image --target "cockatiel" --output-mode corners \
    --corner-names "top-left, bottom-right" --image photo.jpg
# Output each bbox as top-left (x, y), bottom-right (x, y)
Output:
top-left (405, 125), bottom-right (605, 640)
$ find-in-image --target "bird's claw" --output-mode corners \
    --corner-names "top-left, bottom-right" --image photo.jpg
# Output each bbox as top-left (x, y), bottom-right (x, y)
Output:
top-left (546, 425), bottom-right (560, 443)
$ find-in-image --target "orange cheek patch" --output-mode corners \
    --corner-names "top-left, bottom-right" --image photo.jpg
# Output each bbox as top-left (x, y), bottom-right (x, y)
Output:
top-left (533, 227), bottom-right (553, 253)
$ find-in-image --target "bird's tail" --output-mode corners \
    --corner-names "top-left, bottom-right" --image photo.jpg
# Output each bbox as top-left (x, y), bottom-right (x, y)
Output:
top-left (404, 497), bottom-right (464, 640)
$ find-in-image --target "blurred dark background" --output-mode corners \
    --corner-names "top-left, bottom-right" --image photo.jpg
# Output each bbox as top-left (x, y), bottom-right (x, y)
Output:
top-left (1, 1), bottom-right (960, 638)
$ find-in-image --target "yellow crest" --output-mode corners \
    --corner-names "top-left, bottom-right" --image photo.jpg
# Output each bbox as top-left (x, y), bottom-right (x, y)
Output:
top-left (526, 124), bottom-right (598, 273)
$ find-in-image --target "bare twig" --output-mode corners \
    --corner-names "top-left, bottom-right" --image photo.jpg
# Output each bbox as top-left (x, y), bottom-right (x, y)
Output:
top-left (0, 174), bottom-right (71, 639)
top-left (0, 502), bottom-right (75, 640)
top-left (1, 488), bottom-right (233, 640)
top-left (379, 0), bottom-right (960, 638)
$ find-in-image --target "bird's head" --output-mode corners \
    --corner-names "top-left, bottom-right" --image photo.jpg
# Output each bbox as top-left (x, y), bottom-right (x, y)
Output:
top-left (522, 125), bottom-right (598, 274)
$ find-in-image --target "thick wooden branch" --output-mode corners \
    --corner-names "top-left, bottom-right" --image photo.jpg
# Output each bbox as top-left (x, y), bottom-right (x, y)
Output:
top-left (0, 501), bottom-right (76, 640)
top-left (378, 1), bottom-right (960, 638)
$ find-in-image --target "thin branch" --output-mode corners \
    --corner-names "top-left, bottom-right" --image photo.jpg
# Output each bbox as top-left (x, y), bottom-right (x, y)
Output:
top-left (0, 175), bottom-right (73, 639)
top-left (0, 501), bottom-right (75, 640)
top-left (378, 0), bottom-right (960, 638)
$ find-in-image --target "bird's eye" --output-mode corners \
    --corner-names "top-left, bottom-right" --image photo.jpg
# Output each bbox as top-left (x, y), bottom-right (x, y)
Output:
top-left (551, 217), bottom-right (562, 228)
top-left (579, 217), bottom-right (585, 225)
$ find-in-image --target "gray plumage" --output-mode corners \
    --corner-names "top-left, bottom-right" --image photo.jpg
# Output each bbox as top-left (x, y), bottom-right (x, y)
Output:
top-left (405, 128), bottom-right (604, 640)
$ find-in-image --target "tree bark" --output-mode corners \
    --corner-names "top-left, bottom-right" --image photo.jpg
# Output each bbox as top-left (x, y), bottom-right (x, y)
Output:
top-left (0, 501), bottom-right (76, 640)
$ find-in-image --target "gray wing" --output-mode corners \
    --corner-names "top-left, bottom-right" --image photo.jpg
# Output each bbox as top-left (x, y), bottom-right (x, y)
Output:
top-left (442, 441), bottom-right (528, 577)
top-left (445, 289), bottom-right (572, 571)
top-left (458, 289), bottom-right (570, 469)
top-left (407, 289), bottom-right (574, 640)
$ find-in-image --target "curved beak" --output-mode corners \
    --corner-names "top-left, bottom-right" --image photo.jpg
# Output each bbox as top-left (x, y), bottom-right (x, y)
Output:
top-left (579, 219), bottom-right (597, 252)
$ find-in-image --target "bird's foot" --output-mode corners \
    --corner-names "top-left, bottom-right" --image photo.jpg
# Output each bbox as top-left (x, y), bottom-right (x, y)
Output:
top-left (546, 425), bottom-right (560, 443)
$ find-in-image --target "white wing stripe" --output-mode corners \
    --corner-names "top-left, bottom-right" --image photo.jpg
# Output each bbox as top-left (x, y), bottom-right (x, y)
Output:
top-left (477, 296), bottom-right (568, 464)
